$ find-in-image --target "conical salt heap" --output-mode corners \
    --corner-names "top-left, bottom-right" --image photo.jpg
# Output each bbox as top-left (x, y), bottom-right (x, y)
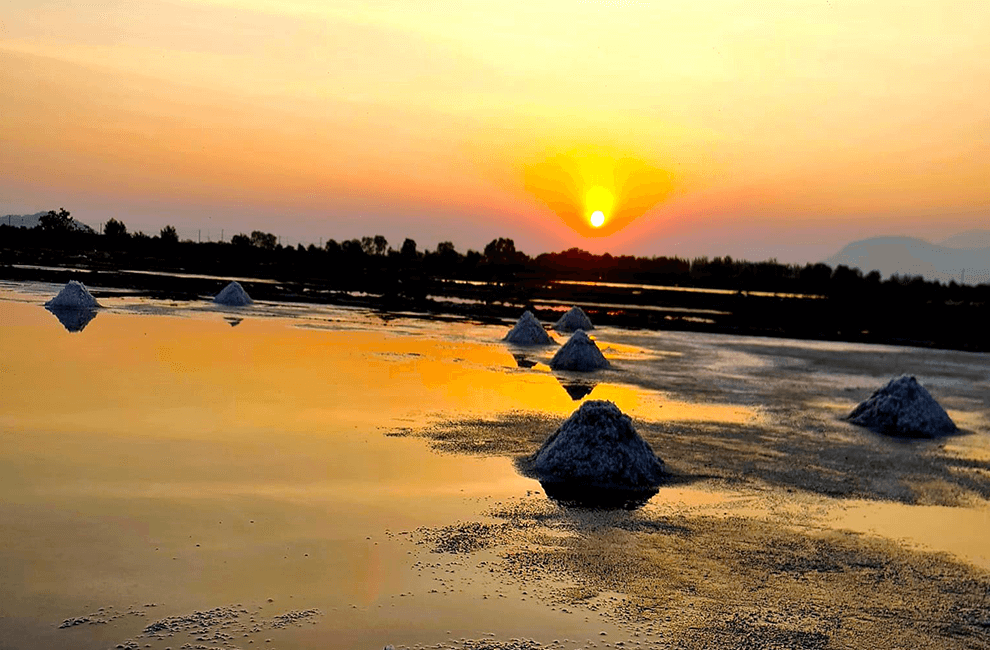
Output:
top-left (554, 306), bottom-right (594, 333)
top-left (503, 310), bottom-right (555, 345)
top-left (213, 281), bottom-right (253, 306)
top-left (45, 281), bottom-right (100, 309)
top-left (529, 400), bottom-right (665, 506)
top-left (549, 330), bottom-right (610, 371)
top-left (847, 375), bottom-right (957, 438)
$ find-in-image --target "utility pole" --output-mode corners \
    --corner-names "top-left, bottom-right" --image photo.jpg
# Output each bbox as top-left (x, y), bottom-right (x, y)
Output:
top-left (198, 229), bottom-right (201, 243)
top-left (221, 229), bottom-right (224, 242)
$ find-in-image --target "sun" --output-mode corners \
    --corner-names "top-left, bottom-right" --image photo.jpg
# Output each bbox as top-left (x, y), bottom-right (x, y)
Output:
top-left (585, 185), bottom-right (614, 229)
top-left (524, 147), bottom-right (674, 238)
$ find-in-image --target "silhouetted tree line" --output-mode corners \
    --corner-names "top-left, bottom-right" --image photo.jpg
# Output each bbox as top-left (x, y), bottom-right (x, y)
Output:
top-left (2, 210), bottom-right (989, 312)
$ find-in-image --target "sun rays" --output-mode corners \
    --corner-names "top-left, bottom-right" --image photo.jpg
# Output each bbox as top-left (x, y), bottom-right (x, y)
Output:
top-left (524, 147), bottom-right (674, 238)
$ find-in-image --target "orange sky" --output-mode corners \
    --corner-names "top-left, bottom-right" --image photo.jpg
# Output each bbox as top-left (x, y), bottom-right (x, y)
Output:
top-left (2, 1), bottom-right (988, 262)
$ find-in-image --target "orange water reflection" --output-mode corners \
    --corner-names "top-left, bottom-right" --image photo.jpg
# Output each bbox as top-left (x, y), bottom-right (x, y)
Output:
top-left (0, 300), bottom-right (551, 648)
top-left (5, 300), bottom-right (758, 443)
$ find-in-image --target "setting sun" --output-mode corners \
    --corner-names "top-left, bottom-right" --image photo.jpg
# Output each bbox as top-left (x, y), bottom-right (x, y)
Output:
top-left (525, 147), bottom-right (675, 239)
top-left (586, 186), bottom-right (613, 228)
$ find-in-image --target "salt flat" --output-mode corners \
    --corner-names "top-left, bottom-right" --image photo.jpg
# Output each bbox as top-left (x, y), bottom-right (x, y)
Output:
top-left (0, 281), bottom-right (988, 649)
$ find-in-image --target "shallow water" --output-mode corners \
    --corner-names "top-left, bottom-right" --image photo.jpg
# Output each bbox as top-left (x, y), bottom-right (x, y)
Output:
top-left (1, 282), bottom-right (989, 649)
top-left (0, 286), bottom-right (745, 649)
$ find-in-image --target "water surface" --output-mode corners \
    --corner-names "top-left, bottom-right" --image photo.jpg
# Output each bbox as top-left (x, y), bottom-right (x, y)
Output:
top-left (1, 283), bottom-right (988, 650)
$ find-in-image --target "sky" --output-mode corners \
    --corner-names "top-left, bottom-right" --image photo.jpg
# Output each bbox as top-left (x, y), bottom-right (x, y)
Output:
top-left (2, 1), bottom-right (988, 263)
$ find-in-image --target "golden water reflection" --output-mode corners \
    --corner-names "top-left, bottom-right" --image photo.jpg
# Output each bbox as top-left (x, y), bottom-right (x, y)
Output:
top-left (4, 299), bottom-right (593, 649)
top-left (3, 300), bottom-right (759, 450)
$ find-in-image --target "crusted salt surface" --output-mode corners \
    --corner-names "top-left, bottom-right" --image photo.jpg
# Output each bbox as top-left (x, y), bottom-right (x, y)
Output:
top-left (45, 281), bottom-right (100, 309)
top-left (531, 400), bottom-right (665, 492)
top-left (140, 604), bottom-right (319, 645)
top-left (503, 311), bottom-right (555, 345)
top-left (213, 280), bottom-right (253, 306)
top-left (847, 375), bottom-right (957, 438)
top-left (549, 330), bottom-right (610, 371)
top-left (554, 306), bottom-right (594, 333)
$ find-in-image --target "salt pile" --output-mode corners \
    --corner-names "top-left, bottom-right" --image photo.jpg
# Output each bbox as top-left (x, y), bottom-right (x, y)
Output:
top-left (503, 310), bottom-right (555, 345)
top-left (847, 375), bottom-right (957, 438)
top-left (549, 330), bottom-right (610, 371)
top-left (213, 281), bottom-right (253, 306)
top-left (554, 306), bottom-right (594, 333)
top-left (45, 281), bottom-right (100, 309)
top-left (529, 400), bottom-right (665, 506)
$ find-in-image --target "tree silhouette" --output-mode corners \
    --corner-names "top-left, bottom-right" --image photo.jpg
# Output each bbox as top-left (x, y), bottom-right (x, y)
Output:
top-left (104, 218), bottom-right (128, 238)
top-left (250, 231), bottom-right (277, 250)
top-left (160, 225), bottom-right (179, 244)
top-left (358, 235), bottom-right (389, 256)
top-left (483, 237), bottom-right (517, 264)
top-left (39, 208), bottom-right (75, 232)
top-left (400, 238), bottom-right (418, 259)
top-left (343, 239), bottom-right (365, 257)
top-left (436, 241), bottom-right (457, 258)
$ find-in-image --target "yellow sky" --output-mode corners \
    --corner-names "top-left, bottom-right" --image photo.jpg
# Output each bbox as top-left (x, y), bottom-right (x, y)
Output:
top-left (2, 0), bottom-right (988, 260)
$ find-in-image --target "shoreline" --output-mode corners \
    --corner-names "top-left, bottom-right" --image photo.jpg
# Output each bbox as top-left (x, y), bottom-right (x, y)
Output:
top-left (4, 263), bottom-right (989, 353)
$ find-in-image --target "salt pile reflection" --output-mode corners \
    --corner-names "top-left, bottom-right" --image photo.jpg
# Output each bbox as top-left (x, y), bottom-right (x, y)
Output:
top-left (46, 305), bottom-right (98, 332)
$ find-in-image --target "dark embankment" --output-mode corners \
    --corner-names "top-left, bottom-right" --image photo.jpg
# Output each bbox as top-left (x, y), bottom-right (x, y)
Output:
top-left (2, 224), bottom-right (989, 351)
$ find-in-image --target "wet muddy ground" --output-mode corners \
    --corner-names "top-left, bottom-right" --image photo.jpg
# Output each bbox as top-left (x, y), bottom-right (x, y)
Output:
top-left (392, 330), bottom-right (990, 649)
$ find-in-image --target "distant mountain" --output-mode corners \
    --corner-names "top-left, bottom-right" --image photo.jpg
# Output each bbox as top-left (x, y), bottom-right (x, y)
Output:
top-left (825, 235), bottom-right (990, 285)
top-left (937, 230), bottom-right (990, 250)
top-left (1, 211), bottom-right (96, 233)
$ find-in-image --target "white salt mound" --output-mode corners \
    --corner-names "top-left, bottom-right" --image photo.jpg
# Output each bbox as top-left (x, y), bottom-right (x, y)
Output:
top-left (532, 400), bottom-right (665, 490)
top-left (554, 306), bottom-right (594, 332)
top-left (848, 375), bottom-right (957, 438)
top-left (45, 281), bottom-right (100, 309)
top-left (503, 310), bottom-right (555, 345)
top-left (213, 281), bottom-right (253, 306)
top-left (549, 330), bottom-right (610, 371)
